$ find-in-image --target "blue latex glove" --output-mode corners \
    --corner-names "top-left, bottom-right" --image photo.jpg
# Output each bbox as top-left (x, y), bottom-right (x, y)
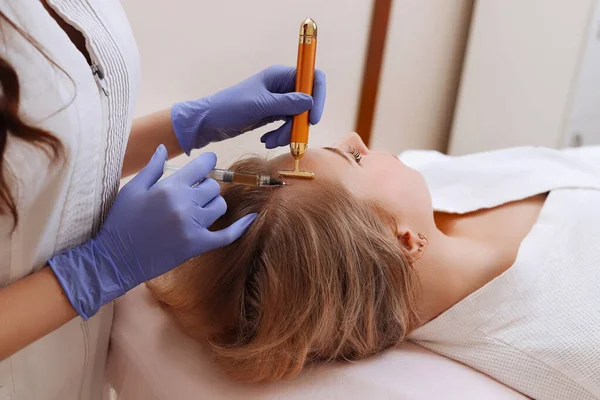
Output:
top-left (172, 65), bottom-right (326, 153)
top-left (49, 145), bottom-right (256, 319)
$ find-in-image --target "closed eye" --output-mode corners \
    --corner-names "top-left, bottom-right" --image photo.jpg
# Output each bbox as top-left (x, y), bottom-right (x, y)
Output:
top-left (346, 146), bottom-right (362, 163)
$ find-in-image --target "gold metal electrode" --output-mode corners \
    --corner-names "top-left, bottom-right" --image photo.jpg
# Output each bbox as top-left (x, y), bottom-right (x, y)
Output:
top-left (278, 18), bottom-right (318, 180)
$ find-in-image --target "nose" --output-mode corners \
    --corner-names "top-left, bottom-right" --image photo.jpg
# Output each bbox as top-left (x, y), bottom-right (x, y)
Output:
top-left (334, 132), bottom-right (369, 154)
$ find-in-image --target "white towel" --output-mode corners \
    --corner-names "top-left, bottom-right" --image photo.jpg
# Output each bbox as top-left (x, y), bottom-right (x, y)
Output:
top-left (401, 146), bottom-right (600, 400)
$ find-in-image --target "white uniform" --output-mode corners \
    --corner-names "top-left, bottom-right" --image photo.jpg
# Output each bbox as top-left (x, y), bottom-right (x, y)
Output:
top-left (0, 1), bottom-right (139, 399)
top-left (405, 146), bottom-right (600, 399)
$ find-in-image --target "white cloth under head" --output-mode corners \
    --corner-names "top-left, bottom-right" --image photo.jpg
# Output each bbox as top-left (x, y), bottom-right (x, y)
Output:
top-left (106, 285), bottom-right (526, 400)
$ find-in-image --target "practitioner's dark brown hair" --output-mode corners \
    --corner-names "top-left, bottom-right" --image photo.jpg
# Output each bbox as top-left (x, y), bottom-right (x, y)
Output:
top-left (0, 12), bottom-right (65, 229)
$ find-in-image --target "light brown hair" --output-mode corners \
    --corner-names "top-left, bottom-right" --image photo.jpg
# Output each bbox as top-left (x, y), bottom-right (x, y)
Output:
top-left (148, 156), bottom-right (420, 383)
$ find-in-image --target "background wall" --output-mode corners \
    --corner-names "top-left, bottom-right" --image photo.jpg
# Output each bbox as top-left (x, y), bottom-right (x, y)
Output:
top-left (370, 0), bottom-right (474, 153)
top-left (122, 0), bottom-right (599, 166)
top-left (564, 0), bottom-right (600, 147)
top-left (122, 0), bottom-right (475, 167)
top-left (448, 0), bottom-right (598, 155)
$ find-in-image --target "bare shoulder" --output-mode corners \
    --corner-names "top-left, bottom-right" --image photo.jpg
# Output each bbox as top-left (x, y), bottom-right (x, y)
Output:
top-left (435, 193), bottom-right (548, 270)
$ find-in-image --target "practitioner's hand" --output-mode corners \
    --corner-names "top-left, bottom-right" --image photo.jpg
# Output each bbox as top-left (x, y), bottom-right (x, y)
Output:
top-left (49, 146), bottom-right (257, 319)
top-left (171, 65), bottom-right (326, 154)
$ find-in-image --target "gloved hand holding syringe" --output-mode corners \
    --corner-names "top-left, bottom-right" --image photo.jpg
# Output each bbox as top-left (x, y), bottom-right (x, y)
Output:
top-left (49, 149), bottom-right (260, 320)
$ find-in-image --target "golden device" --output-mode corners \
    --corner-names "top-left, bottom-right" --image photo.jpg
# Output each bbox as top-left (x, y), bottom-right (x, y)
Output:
top-left (278, 18), bottom-right (318, 180)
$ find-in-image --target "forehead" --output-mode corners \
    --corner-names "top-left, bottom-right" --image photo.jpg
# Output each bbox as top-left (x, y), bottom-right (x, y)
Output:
top-left (268, 148), bottom-right (350, 182)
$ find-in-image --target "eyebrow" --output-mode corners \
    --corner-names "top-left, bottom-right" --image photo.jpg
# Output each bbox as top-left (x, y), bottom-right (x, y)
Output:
top-left (323, 147), bottom-right (352, 164)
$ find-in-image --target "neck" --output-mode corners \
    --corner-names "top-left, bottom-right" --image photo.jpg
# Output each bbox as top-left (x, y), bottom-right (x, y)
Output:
top-left (414, 228), bottom-right (501, 324)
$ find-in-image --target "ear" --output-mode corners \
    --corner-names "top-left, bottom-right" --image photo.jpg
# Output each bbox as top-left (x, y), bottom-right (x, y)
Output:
top-left (396, 228), bottom-right (429, 261)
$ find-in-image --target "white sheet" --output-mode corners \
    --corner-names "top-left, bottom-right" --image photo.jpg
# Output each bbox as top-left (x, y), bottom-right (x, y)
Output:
top-left (105, 286), bottom-right (526, 399)
top-left (406, 146), bottom-right (600, 399)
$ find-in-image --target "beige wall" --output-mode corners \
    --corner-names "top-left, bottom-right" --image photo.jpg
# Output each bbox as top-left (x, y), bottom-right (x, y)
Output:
top-left (448, 0), bottom-right (597, 155)
top-left (567, 0), bottom-right (600, 147)
top-left (123, 0), bottom-right (476, 166)
top-left (370, 0), bottom-right (474, 153)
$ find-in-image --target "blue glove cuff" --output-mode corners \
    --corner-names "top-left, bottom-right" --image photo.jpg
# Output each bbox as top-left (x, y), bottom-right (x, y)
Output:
top-left (48, 236), bottom-right (131, 320)
top-left (171, 100), bottom-right (211, 155)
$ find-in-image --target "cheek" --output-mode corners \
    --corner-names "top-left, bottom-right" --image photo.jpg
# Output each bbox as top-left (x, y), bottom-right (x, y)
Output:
top-left (364, 163), bottom-right (431, 216)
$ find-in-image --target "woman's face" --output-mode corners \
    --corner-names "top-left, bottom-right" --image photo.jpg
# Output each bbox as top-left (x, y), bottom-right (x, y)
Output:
top-left (269, 132), bottom-right (433, 228)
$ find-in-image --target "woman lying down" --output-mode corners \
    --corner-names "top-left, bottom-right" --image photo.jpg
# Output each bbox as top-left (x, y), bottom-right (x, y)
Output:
top-left (148, 132), bottom-right (600, 399)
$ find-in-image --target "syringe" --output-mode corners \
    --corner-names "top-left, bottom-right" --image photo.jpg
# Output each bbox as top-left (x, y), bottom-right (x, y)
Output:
top-left (163, 163), bottom-right (286, 187)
